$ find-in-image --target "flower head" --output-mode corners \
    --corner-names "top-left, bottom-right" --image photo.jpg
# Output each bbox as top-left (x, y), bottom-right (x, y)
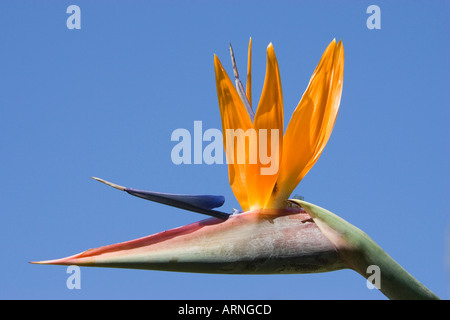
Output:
top-left (214, 38), bottom-right (344, 212)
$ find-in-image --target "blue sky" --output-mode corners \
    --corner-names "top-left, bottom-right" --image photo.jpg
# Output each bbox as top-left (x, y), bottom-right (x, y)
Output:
top-left (1, 1), bottom-right (448, 299)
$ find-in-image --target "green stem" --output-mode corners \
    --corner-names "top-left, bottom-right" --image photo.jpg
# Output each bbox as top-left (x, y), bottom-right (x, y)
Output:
top-left (289, 199), bottom-right (440, 300)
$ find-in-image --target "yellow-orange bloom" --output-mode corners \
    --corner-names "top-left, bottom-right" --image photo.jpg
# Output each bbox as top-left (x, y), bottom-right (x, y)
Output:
top-left (214, 39), bottom-right (344, 211)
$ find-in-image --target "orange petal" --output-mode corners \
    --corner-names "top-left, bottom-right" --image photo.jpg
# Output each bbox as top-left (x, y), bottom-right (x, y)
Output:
top-left (246, 43), bottom-right (284, 210)
top-left (301, 41), bottom-right (344, 174)
top-left (268, 40), bottom-right (344, 207)
top-left (214, 55), bottom-right (253, 211)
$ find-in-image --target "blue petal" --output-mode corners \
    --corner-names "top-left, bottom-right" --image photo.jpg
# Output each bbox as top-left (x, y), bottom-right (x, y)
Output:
top-left (125, 190), bottom-right (225, 210)
top-left (125, 188), bottom-right (228, 219)
top-left (91, 177), bottom-right (229, 219)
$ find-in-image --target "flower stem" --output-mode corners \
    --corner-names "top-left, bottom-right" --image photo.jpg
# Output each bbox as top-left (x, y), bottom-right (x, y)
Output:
top-left (289, 199), bottom-right (440, 300)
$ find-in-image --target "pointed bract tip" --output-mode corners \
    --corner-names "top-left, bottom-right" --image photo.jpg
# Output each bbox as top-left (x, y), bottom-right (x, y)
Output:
top-left (29, 258), bottom-right (71, 266)
top-left (91, 176), bottom-right (126, 191)
top-left (29, 260), bottom-right (54, 265)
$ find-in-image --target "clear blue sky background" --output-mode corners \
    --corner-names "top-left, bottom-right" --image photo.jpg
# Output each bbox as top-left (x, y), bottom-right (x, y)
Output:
top-left (1, 1), bottom-right (448, 300)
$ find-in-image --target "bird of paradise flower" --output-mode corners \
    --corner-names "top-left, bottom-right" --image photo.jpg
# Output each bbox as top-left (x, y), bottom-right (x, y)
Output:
top-left (32, 39), bottom-right (439, 300)
top-left (215, 38), bottom-right (343, 211)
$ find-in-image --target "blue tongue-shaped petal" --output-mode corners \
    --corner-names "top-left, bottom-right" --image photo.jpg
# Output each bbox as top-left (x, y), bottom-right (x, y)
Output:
top-left (92, 177), bottom-right (230, 219)
top-left (126, 189), bottom-right (225, 210)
